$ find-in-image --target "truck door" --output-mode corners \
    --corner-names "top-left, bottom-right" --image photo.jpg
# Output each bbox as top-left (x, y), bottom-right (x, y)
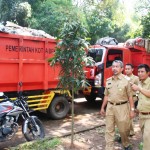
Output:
top-left (104, 49), bottom-right (123, 86)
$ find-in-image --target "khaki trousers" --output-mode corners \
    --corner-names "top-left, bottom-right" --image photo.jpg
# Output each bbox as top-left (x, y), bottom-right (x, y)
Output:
top-left (130, 119), bottom-right (135, 135)
top-left (105, 103), bottom-right (130, 150)
top-left (139, 117), bottom-right (150, 150)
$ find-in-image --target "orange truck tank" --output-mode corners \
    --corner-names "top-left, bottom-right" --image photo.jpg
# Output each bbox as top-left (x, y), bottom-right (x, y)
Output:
top-left (0, 32), bottom-right (70, 119)
top-left (0, 32), bottom-right (59, 91)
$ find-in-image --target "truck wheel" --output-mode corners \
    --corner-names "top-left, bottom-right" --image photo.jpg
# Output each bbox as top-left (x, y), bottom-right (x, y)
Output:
top-left (84, 94), bottom-right (96, 103)
top-left (47, 96), bottom-right (70, 119)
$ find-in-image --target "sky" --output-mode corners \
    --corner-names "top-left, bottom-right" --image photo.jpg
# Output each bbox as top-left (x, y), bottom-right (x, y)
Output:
top-left (120, 0), bottom-right (137, 23)
top-left (121, 0), bottom-right (136, 12)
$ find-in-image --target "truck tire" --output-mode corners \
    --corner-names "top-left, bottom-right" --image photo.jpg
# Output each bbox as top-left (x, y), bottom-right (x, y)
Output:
top-left (47, 96), bottom-right (70, 119)
top-left (84, 94), bottom-right (96, 103)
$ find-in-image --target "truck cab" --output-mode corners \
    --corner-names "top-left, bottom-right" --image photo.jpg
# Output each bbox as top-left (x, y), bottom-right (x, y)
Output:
top-left (83, 38), bottom-right (150, 103)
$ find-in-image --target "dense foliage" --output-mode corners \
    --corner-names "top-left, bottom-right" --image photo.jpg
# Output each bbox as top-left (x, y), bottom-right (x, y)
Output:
top-left (0, 0), bottom-right (149, 42)
top-left (48, 21), bottom-right (94, 91)
top-left (141, 12), bottom-right (150, 38)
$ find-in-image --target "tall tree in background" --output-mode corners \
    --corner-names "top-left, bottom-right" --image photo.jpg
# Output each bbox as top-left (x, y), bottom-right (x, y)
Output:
top-left (79, 0), bottom-right (116, 44)
top-left (141, 12), bottom-right (150, 38)
top-left (0, 0), bottom-right (32, 26)
top-left (85, 9), bottom-right (113, 44)
top-left (77, 0), bottom-right (133, 43)
top-left (28, 0), bottom-right (86, 37)
top-left (135, 0), bottom-right (150, 38)
top-left (0, 0), bottom-right (149, 42)
top-left (13, 2), bottom-right (31, 26)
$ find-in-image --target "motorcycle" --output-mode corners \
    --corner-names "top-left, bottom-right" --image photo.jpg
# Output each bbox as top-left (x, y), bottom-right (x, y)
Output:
top-left (0, 92), bottom-right (45, 142)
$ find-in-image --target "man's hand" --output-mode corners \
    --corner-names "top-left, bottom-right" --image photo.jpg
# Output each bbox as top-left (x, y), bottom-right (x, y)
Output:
top-left (130, 111), bottom-right (135, 119)
top-left (131, 82), bottom-right (150, 98)
top-left (130, 82), bottom-right (141, 91)
top-left (99, 96), bottom-right (108, 117)
top-left (100, 108), bottom-right (106, 116)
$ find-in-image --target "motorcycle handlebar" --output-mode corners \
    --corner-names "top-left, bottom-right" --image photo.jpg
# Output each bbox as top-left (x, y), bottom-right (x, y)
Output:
top-left (17, 95), bottom-right (28, 101)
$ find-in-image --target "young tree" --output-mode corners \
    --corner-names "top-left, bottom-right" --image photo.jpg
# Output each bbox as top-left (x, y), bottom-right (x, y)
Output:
top-left (48, 21), bottom-right (94, 147)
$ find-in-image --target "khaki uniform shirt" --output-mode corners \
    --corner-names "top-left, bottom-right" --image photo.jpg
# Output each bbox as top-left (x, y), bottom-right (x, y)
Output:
top-left (137, 77), bottom-right (150, 112)
top-left (104, 73), bottom-right (133, 103)
top-left (124, 74), bottom-right (139, 101)
top-left (130, 74), bottom-right (139, 85)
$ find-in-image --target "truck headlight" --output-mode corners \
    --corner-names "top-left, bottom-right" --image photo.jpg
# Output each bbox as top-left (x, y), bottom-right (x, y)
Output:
top-left (94, 73), bottom-right (102, 86)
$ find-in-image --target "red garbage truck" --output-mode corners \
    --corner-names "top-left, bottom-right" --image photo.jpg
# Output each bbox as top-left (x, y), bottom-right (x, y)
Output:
top-left (83, 37), bottom-right (150, 103)
top-left (0, 31), bottom-right (71, 119)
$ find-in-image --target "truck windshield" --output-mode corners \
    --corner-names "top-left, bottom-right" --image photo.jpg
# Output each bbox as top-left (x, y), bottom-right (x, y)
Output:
top-left (88, 48), bottom-right (104, 63)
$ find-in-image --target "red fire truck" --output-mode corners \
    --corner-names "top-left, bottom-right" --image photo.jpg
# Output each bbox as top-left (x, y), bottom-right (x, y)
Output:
top-left (0, 32), bottom-right (71, 119)
top-left (83, 38), bottom-right (150, 103)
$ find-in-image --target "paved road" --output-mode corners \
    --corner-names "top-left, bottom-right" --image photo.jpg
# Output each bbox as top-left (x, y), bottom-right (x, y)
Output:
top-left (0, 98), bottom-right (104, 150)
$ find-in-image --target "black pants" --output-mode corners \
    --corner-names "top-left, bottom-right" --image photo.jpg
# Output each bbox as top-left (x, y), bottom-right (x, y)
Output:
top-left (134, 100), bottom-right (138, 109)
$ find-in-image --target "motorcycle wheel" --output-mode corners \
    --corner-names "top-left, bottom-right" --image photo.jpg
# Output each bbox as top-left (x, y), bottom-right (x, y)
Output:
top-left (22, 117), bottom-right (45, 141)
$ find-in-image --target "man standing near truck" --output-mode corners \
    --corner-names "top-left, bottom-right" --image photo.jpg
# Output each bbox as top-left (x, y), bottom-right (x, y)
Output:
top-left (100, 60), bottom-right (135, 150)
top-left (125, 63), bottom-right (139, 136)
top-left (131, 64), bottom-right (150, 150)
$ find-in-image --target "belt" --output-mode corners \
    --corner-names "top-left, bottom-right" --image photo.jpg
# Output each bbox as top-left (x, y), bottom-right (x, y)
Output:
top-left (109, 101), bottom-right (128, 106)
top-left (140, 112), bottom-right (150, 115)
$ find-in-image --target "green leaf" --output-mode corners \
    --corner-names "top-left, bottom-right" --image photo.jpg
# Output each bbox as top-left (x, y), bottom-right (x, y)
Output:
top-left (48, 21), bottom-right (94, 93)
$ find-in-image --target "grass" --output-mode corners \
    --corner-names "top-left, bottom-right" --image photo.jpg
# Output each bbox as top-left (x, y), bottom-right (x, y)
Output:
top-left (11, 138), bottom-right (61, 150)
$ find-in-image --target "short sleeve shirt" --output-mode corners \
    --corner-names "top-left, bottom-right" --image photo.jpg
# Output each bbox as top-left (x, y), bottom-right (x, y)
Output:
top-left (137, 77), bottom-right (150, 112)
top-left (104, 74), bottom-right (133, 103)
top-left (130, 74), bottom-right (139, 85)
top-left (125, 74), bottom-right (139, 100)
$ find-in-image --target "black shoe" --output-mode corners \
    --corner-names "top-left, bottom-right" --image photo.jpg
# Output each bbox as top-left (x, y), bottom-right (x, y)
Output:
top-left (124, 145), bottom-right (132, 150)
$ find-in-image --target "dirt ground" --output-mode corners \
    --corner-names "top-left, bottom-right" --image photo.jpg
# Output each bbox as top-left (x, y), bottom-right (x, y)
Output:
top-left (54, 116), bottom-right (142, 150)
top-left (0, 98), bottom-right (142, 150)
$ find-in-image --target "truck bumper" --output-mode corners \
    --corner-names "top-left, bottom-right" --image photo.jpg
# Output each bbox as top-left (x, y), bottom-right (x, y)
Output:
top-left (83, 86), bottom-right (105, 98)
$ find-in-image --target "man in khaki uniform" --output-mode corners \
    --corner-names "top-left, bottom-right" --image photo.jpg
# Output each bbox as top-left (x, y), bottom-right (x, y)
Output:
top-left (125, 64), bottom-right (139, 136)
top-left (131, 64), bottom-right (150, 150)
top-left (100, 60), bottom-right (135, 150)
